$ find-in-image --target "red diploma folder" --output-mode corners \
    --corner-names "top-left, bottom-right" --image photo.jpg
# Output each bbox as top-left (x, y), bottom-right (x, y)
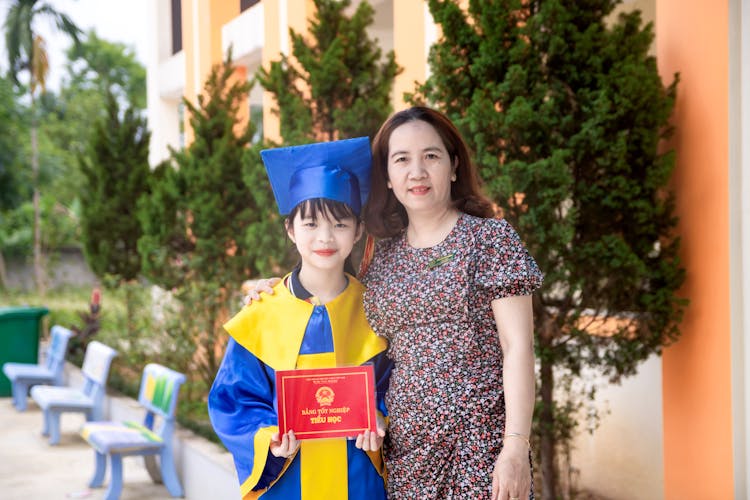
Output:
top-left (275, 365), bottom-right (378, 440)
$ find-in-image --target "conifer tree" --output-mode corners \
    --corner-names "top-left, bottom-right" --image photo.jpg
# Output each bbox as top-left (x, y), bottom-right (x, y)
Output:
top-left (80, 92), bottom-right (149, 283)
top-left (138, 53), bottom-right (257, 387)
top-left (79, 91), bottom-right (149, 339)
top-left (413, 1), bottom-right (686, 496)
top-left (249, 0), bottom-right (401, 273)
top-left (256, 0), bottom-right (400, 143)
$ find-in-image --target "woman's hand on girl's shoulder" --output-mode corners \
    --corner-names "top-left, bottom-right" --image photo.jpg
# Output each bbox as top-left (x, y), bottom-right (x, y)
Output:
top-left (241, 277), bottom-right (281, 306)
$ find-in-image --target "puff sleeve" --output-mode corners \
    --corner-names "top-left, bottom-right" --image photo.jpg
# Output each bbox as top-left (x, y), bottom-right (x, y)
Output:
top-left (471, 218), bottom-right (543, 300)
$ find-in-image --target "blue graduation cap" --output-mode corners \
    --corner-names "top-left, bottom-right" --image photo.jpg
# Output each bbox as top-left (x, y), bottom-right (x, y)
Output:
top-left (260, 137), bottom-right (372, 216)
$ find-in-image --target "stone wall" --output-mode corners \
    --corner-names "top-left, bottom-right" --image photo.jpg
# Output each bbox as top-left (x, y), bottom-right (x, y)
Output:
top-left (5, 248), bottom-right (98, 290)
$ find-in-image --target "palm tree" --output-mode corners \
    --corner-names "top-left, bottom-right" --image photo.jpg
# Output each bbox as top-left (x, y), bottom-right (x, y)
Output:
top-left (4, 0), bottom-right (80, 293)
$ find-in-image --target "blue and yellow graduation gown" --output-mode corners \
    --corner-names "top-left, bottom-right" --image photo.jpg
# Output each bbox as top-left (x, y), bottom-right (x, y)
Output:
top-left (208, 274), bottom-right (391, 500)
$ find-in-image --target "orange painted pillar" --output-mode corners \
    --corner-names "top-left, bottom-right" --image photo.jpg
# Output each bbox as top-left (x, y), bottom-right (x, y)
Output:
top-left (181, 0), bottom-right (241, 145)
top-left (261, 0), bottom-right (282, 143)
top-left (261, 0), bottom-right (315, 143)
top-left (393, 0), bottom-right (429, 109)
top-left (657, 0), bottom-right (733, 498)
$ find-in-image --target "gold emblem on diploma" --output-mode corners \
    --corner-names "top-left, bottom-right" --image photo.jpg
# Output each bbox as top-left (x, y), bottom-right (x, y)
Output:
top-left (315, 386), bottom-right (335, 406)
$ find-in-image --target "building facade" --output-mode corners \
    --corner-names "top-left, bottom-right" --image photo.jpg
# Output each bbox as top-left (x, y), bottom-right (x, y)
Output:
top-left (143, 1), bottom-right (749, 498)
top-left (145, 0), bottom-right (439, 166)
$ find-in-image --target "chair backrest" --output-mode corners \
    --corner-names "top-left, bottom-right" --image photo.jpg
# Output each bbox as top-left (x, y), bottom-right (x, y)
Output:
top-left (45, 326), bottom-right (73, 381)
top-left (137, 363), bottom-right (186, 438)
top-left (80, 341), bottom-right (118, 413)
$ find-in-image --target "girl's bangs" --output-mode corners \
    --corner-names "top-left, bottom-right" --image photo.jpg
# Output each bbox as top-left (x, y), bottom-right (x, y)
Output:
top-left (296, 198), bottom-right (357, 221)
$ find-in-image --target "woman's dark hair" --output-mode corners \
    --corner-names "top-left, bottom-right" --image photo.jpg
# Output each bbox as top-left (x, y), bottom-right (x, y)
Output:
top-left (364, 106), bottom-right (495, 238)
top-left (285, 198), bottom-right (361, 276)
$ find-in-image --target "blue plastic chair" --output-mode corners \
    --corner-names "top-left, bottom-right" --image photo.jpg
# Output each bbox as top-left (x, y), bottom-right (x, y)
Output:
top-left (2, 325), bottom-right (73, 412)
top-left (80, 363), bottom-right (187, 500)
top-left (30, 340), bottom-right (118, 445)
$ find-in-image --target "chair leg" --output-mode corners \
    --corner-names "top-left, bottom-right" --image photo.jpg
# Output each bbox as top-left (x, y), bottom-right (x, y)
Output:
top-left (41, 409), bottom-right (50, 436)
top-left (9, 381), bottom-right (18, 409)
top-left (144, 455), bottom-right (162, 483)
top-left (104, 454), bottom-right (124, 500)
top-left (48, 410), bottom-right (61, 445)
top-left (12, 381), bottom-right (29, 411)
top-left (89, 451), bottom-right (107, 488)
top-left (160, 448), bottom-right (184, 497)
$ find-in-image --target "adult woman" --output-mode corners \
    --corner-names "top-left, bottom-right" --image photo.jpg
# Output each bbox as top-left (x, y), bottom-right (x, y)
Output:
top-left (249, 107), bottom-right (542, 499)
top-left (360, 106), bottom-right (542, 500)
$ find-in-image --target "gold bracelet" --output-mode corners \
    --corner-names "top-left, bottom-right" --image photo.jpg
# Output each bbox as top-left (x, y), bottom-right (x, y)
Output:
top-left (504, 432), bottom-right (531, 448)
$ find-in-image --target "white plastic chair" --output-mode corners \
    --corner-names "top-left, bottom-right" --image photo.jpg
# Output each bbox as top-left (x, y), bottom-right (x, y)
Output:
top-left (3, 325), bottom-right (73, 411)
top-left (81, 363), bottom-right (187, 499)
top-left (30, 340), bottom-right (118, 445)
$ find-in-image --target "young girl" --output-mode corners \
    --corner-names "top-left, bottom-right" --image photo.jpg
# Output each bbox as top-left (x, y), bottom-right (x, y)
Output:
top-left (208, 137), bottom-right (390, 500)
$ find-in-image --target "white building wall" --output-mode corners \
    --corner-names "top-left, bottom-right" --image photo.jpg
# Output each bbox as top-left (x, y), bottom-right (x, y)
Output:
top-left (222, 0), bottom-right (264, 110)
top-left (146, 0), bottom-right (184, 166)
top-left (570, 355), bottom-right (664, 499)
top-left (732, 0), bottom-right (749, 497)
top-left (221, 3), bottom-right (265, 68)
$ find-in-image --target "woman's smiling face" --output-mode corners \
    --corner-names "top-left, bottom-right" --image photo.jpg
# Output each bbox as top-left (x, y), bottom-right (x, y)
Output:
top-left (386, 119), bottom-right (455, 217)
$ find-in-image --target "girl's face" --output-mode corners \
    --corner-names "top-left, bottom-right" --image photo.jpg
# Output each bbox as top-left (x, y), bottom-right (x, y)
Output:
top-left (287, 209), bottom-right (362, 274)
top-left (386, 119), bottom-right (456, 216)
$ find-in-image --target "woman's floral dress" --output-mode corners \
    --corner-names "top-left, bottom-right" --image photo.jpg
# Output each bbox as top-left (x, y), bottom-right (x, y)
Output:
top-left (362, 213), bottom-right (543, 499)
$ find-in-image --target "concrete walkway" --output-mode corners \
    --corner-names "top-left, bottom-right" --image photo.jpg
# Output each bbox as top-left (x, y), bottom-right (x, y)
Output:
top-left (0, 397), bottom-right (175, 500)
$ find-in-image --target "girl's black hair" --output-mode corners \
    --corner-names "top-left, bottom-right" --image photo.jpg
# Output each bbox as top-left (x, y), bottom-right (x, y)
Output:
top-left (288, 198), bottom-right (358, 223)
top-left (285, 198), bottom-right (361, 276)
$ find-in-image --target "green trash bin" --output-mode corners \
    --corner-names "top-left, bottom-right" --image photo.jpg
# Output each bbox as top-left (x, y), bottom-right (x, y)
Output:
top-left (0, 306), bottom-right (49, 396)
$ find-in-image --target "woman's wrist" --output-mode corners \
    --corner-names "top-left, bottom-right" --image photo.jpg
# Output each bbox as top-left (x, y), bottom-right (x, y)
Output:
top-left (503, 432), bottom-right (531, 449)
top-left (499, 439), bottom-right (530, 460)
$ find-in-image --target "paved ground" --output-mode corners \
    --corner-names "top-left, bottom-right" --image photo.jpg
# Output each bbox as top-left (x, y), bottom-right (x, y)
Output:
top-left (0, 397), bottom-right (175, 500)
